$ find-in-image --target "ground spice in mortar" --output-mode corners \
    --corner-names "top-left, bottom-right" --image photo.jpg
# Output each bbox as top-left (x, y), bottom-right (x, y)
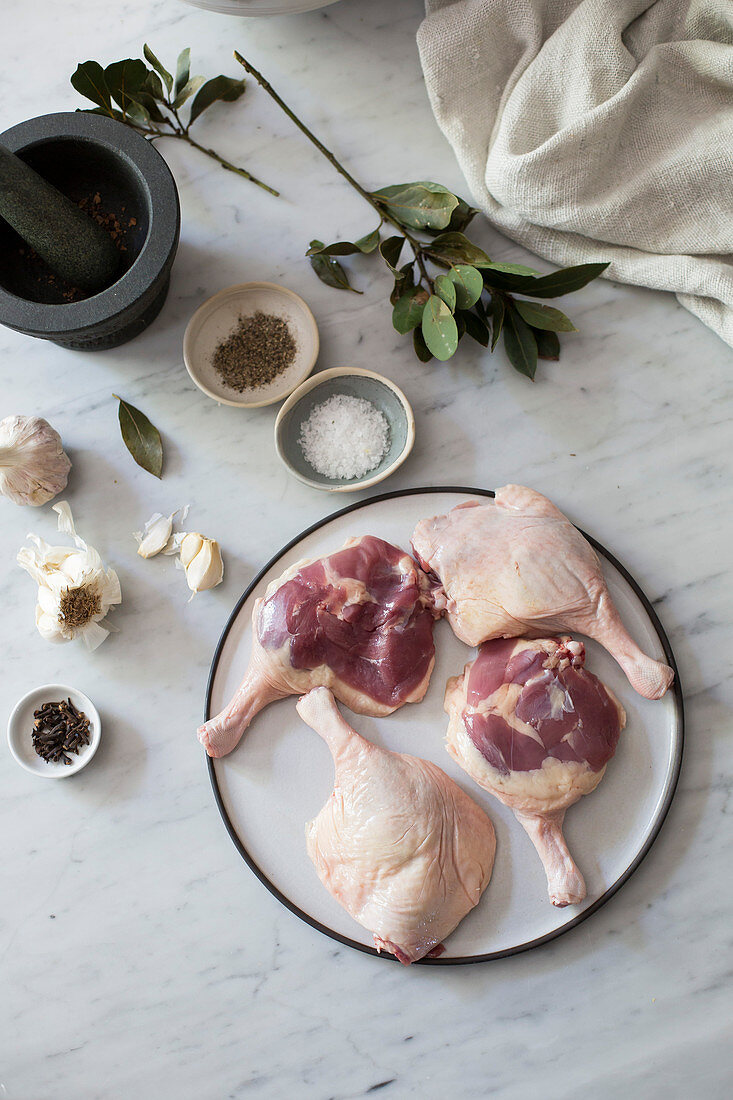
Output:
top-left (212, 311), bottom-right (297, 392)
top-left (15, 192), bottom-right (137, 303)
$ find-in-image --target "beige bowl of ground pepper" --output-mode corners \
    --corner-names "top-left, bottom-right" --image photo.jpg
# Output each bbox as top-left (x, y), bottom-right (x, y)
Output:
top-left (183, 282), bottom-right (319, 408)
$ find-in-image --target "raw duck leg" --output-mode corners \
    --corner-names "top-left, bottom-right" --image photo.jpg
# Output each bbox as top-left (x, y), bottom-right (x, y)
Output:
top-left (298, 687), bottom-right (496, 963)
top-left (444, 636), bottom-right (625, 906)
top-left (412, 484), bottom-right (673, 700)
top-left (199, 536), bottom-right (436, 758)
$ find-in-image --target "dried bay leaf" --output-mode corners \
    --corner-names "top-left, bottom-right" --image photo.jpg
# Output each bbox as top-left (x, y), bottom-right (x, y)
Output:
top-left (114, 395), bottom-right (163, 479)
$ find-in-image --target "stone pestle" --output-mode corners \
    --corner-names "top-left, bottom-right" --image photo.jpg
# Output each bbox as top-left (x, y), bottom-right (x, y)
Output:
top-left (0, 142), bottom-right (121, 293)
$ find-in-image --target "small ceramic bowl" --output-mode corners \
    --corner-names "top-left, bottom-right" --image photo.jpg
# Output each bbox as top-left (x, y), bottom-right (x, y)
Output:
top-left (7, 684), bottom-right (101, 779)
top-left (183, 282), bottom-right (319, 408)
top-left (274, 367), bottom-right (415, 492)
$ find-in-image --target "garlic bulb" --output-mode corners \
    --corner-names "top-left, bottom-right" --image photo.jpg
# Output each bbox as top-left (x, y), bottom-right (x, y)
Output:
top-left (17, 501), bottom-right (121, 649)
top-left (179, 533), bottom-right (224, 595)
top-left (0, 415), bottom-right (71, 506)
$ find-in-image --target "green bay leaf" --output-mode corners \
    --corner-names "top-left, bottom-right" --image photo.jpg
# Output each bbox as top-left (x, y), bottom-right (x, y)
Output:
top-left (392, 287), bottom-right (430, 334)
top-left (434, 274), bottom-right (457, 312)
top-left (514, 299), bottom-right (577, 332)
top-left (426, 231), bottom-right (491, 268)
top-left (503, 309), bottom-right (538, 380)
top-left (421, 295), bottom-right (459, 361)
top-left (371, 182), bottom-right (458, 231)
top-left (447, 264), bottom-right (483, 309)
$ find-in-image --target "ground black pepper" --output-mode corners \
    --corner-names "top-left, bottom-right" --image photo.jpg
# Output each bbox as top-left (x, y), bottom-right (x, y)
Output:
top-left (212, 311), bottom-right (297, 392)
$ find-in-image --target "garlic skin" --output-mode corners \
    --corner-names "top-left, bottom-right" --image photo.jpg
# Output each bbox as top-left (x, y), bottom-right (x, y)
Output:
top-left (179, 533), bottom-right (224, 595)
top-left (0, 415), bottom-right (71, 506)
top-left (134, 512), bottom-right (174, 558)
top-left (17, 501), bottom-right (121, 650)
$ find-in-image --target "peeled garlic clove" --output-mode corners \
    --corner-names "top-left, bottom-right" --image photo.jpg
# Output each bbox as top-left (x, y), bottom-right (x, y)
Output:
top-left (179, 533), bottom-right (224, 594)
top-left (179, 532), bottom-right (204, 570)
top-left (0, 415), bottom-right (71, 507)
top-left (134, 512), bottom-right (175, 558)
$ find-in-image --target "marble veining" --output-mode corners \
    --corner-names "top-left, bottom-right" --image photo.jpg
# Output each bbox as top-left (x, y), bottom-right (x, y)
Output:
top-left (1, 1), bottom-right (732, 1097)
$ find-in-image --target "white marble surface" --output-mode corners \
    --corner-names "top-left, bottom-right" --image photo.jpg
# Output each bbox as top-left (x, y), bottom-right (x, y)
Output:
top-left (1, 1), bottom-right (731, 1097)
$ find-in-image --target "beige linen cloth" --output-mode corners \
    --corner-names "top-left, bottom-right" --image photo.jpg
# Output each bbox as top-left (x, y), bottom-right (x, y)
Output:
top-left (417, 0), bottom-right (733, 346)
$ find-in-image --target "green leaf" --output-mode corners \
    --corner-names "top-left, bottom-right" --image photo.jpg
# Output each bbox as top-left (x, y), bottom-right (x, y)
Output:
top-left (143, 44), bottom-right (173, 94)
top-left (354, 227), bottom-right (381, 253)
top-left (490, 295), bottom-right (505, 351)
top-left (483, 261), bottom-right (610, 297)
top-left (533, 328), bottom-right (561, 360)
top-left (135, 86), bottom-right (166, 123)
top-left (390, 264), bottom-right (414, 305)
top-left (426, 231), bottom-right (491, 268)
top-left (144, 70), bottom-right (166, 101)
top-left (434, 274), bottom-right (456, 312)
top-left (173, 75), bottom-right (205, 109)
top-left (308, 240), bottom-right (361, 293)
top-left (174, 48), bottom-right (191, 97)
top-left (371, 182), bottom-right (458, 231)
top-left (503, 309), bottom-right (538, 380)
top-left (514, 299), bottom-right (577, 332)
top-left (104, 59), bottom-right (149, 115)
top-left (379, 235), bottom-right (404, 271)
top-left (392, 287), bottom-right (430, 334)
top-left (461, 309), bottom-right (490, 347)
top-left (71, 61), bottom-right (114, 113)
top-left (189, 75), bottom-right (246, 125)
top-left (483, 261), bottom-right (541, 277)
top-left (306, 241), bottom-right (360, 256)
top-left (114, 395), bottom-right (163, 479)
top-left (520, 262), bottom-right (610, 298)
top-left (421, 295), bottom-right (459, 361)
top-left (413, 327), bottom-right (434, 363)
top-left (446, 198), bottom-right (479, 234)
top-left (82, 106), bottom-right (125, 122)
top-left (447, 264), bottom-right (483, 309)
top-left (123, 100), bottom-right (152, 127)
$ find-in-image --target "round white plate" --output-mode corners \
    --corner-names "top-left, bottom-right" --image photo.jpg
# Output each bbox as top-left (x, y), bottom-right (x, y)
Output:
top-left (205, 488), bottom-right (683, 964)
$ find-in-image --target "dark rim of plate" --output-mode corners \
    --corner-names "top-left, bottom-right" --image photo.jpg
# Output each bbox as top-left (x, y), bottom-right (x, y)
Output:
top-left (204, 485), bottom-right (684, 965)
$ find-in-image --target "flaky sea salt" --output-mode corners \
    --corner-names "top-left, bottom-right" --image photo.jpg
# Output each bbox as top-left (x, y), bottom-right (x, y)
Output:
top-left (298, 394), bottom-right (390, 480)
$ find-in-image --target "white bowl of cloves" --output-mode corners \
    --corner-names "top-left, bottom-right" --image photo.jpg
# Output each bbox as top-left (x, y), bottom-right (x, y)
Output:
top-left (7, 684), bottom-right (101, 779)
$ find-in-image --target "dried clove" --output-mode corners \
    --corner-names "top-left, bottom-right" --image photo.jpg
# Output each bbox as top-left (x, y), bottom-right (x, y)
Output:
top-left (31, 698), bottom-right (91, 765)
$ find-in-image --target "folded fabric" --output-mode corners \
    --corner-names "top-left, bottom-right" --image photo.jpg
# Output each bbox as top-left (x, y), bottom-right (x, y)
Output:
top-left (418, 0), bottom-right (733, 346)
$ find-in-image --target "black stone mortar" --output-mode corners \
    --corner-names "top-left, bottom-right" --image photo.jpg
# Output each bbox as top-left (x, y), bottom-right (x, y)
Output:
top-left (0, 112), bottom-right (180, 350)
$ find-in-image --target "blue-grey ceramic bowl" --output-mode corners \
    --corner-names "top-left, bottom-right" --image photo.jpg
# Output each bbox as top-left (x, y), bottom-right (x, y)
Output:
top-left (274, 367), bottom-right (415, 492)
